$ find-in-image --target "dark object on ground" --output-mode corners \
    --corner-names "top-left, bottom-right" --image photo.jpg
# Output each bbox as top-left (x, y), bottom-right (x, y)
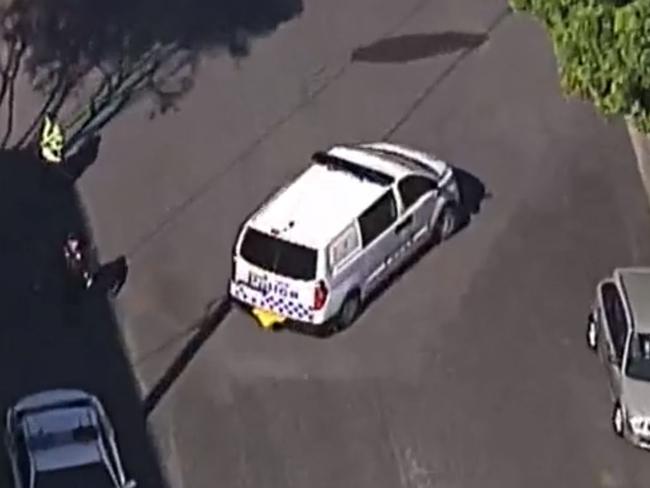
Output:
top-left (351, 31), bottom-right (488, 63)
top-left (99, 255), bottom-right (129, 297)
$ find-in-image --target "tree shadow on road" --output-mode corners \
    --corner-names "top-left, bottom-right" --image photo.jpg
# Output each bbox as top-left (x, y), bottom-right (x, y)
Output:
top-left (351, 31), bottom-right (488, 64)
top-left (0, 0), bottom-right (304, 153)
top-left (287, 167), bottom-right (491, 339)
top-left (0, 149), bottom-right (167, 487)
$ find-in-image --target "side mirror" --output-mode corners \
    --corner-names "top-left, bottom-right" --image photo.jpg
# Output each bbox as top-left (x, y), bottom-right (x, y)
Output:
top-left (124, 480), bottom-right (137, 488)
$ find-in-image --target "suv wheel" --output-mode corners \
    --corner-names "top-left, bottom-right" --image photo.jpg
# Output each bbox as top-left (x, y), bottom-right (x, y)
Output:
top-left (587, 312), bottom-right (598, 351)
top-left (612, 402), bottom-right (624, 437)
top-left (334, 292), bottom-right (361, 332)
top-left (431, 203), bottom-right (459, 243)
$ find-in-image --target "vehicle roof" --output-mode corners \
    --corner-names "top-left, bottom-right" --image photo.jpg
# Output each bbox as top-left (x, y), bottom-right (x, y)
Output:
top-left (328, 145), bottom-right (413, 179)
top-left (616, 268), bottom-right (650, 334)
top-left (358, 142), bottom-right (449, 178)
top-left (247, 148), bottom-right (394, 248)
top-left (21, 403), bottom-right (102, 471)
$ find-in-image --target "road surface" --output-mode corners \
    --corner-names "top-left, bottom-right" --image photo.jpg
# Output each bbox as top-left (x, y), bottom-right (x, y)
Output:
top-left (70, 0), bottom-right (650, 486)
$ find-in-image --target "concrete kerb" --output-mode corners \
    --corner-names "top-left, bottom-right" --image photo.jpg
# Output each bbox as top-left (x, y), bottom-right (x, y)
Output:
top-left (72, 181), bottom-right (172, 488)
top-left (626, 120), bottom-right (650, 212)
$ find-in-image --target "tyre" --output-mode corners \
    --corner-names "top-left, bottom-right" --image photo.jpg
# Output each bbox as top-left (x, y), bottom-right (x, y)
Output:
top-left (612, 402), bottom-right (624, 437)
top-left (431, 203), bottom-right (460, 243)
top-left (333, 292), bottom-right (361, 332)
top-left (587, 313), bottom-right (598, 351)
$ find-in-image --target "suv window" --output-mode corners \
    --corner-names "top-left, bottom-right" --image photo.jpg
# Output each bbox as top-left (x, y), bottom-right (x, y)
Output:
top-left (601, 282), bottom-right (629, 362)
top-left (358, 190), bottom-right (398, 246)
top-left (240, 228), bottom-right (318, 281)
top-left (328, 224), bottom-right (360, 270)
top-left (398, 175), bottom-right (436, 209)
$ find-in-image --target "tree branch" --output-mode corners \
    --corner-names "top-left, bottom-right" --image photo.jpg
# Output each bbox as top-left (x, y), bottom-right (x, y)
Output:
top-left (0, 38), bottom-right (18, 112)
top-left (13, 69), bottom-right (67, 148)
top-left (0, 39), bottom-right (25, 148)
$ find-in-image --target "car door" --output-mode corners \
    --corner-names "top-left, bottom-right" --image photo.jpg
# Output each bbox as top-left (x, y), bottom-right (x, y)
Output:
top-left (599, 282), bottom-right (629, 397)
top-left (396, 174), bottom-right (438, 251)
top-left (358, 189), bottom-right (400, 295)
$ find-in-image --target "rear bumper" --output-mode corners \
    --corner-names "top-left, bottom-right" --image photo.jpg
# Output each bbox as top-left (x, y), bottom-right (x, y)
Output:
top-left (229, 280), bottom-right (328, 325)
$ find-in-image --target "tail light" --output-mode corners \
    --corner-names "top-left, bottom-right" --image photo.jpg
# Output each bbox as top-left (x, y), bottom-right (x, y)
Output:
top-left (313, 280), bottom-right (328, 310)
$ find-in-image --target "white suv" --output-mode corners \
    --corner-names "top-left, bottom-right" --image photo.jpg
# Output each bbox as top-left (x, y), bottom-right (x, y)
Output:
top-left (229, 142), bottom-right (462, 332)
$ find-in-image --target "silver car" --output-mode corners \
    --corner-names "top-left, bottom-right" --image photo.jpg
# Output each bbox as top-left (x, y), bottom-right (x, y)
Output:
top-left (4, 389), bottom-right (137, 488)
top-left (587, 268), bottom-right (650, 448)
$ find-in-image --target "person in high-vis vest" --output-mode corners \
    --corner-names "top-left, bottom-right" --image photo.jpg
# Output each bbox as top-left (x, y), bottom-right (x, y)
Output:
top-left (39, 114), bottom-right (65, 164)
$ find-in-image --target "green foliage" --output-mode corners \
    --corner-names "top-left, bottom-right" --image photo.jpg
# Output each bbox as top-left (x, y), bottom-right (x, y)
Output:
top-left (510, 0), bottom-right (650, 133)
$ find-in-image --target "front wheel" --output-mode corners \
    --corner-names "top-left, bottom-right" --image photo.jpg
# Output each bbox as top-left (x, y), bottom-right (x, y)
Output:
top-left (612, 402), bottom-right (624, 437)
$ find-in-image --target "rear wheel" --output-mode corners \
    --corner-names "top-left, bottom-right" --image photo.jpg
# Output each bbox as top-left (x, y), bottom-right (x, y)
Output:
top-left (333, 292), bottom-right (361, 332)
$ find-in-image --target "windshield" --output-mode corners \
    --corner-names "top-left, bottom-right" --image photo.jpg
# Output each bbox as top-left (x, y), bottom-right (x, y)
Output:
top-left (36, 462), bottom-right (116, 488)
top-left (27, 424), bottom-right (99, 451)
top-left (625, 333), bottom-right (650, 382)
top-left (239, 228), bottom-right (317, 281)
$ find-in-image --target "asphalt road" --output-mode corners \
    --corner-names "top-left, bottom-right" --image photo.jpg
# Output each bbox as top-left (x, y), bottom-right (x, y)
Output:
top-left (66, 0), bottom-right (650, 487)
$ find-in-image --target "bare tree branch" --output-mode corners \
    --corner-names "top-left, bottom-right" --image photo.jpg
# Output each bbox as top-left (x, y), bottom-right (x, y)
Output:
top-left (0, 37), bottom-right (17, 110)
top-left (1, 39), bottom-right (25, 147)
top-left (13, 70), bottom-right (66, 148)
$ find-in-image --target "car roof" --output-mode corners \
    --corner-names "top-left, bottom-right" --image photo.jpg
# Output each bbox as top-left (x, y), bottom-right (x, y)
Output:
top-left (616, 268), bottom-right (650, 334)
top-left (19, 397), bottom-right (103, 472)
top-left (247, 147), bottom-right (398, 249)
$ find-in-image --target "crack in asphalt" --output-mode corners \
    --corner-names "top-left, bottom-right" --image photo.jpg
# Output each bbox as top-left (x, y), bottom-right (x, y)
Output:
top-left (382, 6), bottom-right (512, 140)
top-left (125, 4), bottom-right (511, 263)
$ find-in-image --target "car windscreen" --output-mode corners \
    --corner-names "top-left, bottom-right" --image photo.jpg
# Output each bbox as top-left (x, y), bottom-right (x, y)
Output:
top-left (16, 399), bottom-right (92, 422)
top-left (626, 333), bottom-right (650, 382)
top-left (27, 425), bottom-right (99, 451)
top-left (36, 462), bottom-right (116, 488)
top-left (239, 228), bottom-right (317, 281)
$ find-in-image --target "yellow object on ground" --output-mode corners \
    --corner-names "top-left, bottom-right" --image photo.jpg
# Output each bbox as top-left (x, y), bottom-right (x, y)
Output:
top-left (39, 115), bottom-right (65, 164)
top-left (251, 307), bottom-right (286, 329)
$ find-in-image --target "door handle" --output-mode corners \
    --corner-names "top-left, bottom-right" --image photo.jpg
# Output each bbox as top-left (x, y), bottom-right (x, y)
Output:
top-left (395, 215), bottom-right (413, 234)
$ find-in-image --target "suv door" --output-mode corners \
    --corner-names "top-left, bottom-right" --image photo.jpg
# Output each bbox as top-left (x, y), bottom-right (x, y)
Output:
top-left (358, 189), bottom-right (400, 294)
top-left (396, 174), bottom-right (438, 249)
top-left (599, 281), bottom-right (629, 397)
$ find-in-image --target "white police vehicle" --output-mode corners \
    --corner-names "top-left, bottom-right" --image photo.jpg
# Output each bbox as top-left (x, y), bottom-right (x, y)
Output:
top-left (229, 142), bottom-right (463, 331)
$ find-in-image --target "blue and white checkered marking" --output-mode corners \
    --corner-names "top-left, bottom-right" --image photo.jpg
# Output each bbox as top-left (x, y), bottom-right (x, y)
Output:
top-left (232, 283), bottom-right (315, 322)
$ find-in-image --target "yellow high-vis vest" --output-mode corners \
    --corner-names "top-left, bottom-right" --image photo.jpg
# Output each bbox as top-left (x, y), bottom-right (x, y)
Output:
top-left (39, 115), bottom-right (65, 164)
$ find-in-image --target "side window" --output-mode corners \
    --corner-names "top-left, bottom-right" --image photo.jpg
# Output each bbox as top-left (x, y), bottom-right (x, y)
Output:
top-left (358, 191), bottom-right (398, 246)
top-left (328, 224), bottom-right (360, 270)
top-left (601, 283), bottom-right (629, 361)
top-left (398, 175), bottom-right (437, 210)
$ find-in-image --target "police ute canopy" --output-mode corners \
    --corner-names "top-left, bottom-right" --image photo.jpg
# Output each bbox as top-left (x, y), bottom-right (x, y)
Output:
top-left (229, 142), bottom-right (463, 331)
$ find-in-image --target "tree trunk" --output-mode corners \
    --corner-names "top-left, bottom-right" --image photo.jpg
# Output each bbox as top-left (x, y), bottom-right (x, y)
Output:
top-left (627, 120), bottom-right (650, 211)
